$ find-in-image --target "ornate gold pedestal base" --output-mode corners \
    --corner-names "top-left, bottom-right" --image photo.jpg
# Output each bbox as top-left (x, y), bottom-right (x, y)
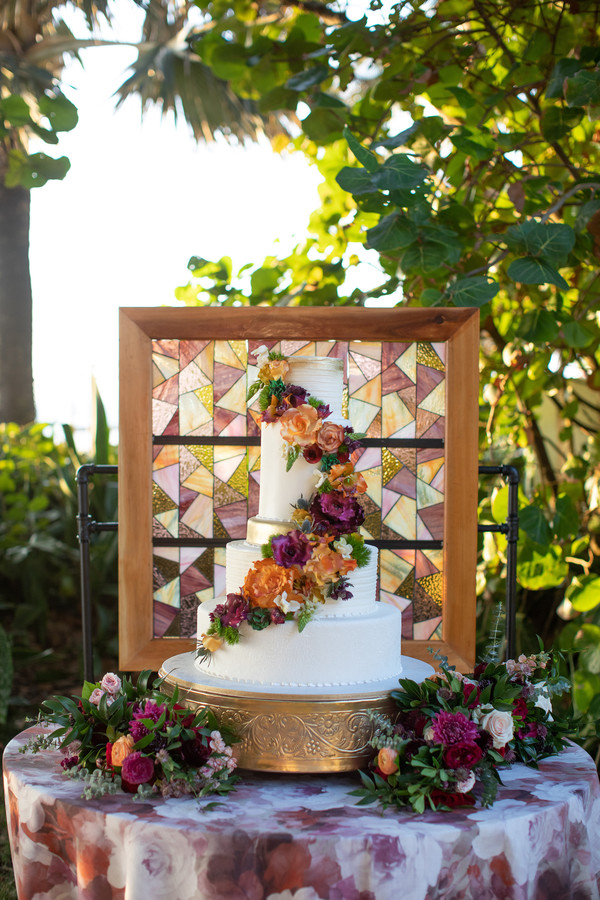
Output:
top-left (160, 653), bottom-right (433, 773)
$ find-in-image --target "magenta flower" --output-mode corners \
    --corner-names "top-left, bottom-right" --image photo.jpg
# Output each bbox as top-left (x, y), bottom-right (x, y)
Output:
top-left (310, 492), bottom-right (365, 536)
top-left (430, 710), bottom-right (480, 746)
top-left (129, 700), bottom-right (166, 742)
top-left (271, 530), bottom-right (313, 568)
top-left (120, 752), bottom-right (155, 793)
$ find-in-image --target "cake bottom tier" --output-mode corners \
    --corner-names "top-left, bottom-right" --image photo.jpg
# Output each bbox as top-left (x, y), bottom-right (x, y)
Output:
top-left (196, 596), bottom-right (402, 688)
top-left (160, 652), bottom-right (434, 772)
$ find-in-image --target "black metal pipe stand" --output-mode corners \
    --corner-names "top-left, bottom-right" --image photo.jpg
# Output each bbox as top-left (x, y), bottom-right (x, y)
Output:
top-left (76, 464), bottom-right (118, 683)
top-left (478, 465), bottom-right (520, 660)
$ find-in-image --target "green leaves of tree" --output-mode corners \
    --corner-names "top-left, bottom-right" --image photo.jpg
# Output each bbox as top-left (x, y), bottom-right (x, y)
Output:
top-left (505, 221), bottom-right (574, 288)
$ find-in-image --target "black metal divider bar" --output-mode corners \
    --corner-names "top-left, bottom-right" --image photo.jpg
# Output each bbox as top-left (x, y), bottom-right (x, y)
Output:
top-left (76, 464), bottom-right (118, 683)
top-left (153, 436), bottom-right (445, 448)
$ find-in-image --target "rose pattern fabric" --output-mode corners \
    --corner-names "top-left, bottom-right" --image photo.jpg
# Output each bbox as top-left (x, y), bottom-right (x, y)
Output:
top-left (4, 727), bottom-right (600, 900)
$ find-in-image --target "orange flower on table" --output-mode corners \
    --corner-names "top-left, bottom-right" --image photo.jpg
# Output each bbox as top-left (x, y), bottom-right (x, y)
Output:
top-left (111, 734), bottom-right (135, 767)
top-left (328, 462), bottom-right (367, 494)
top-left (378, 746), bottom-right (399, 775)
top-left (279, 404), bottom-right (322, 447)
top-left (244, 557), bottom-right (303, 608)
top-left (304, 542), bottom-right (357, 586)
top-left (316, 421), bottom-right (346, 454)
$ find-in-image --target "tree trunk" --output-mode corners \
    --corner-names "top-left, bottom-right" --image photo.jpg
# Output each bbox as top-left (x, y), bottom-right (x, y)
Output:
top-left (0, 150), bottom-right (35, 425)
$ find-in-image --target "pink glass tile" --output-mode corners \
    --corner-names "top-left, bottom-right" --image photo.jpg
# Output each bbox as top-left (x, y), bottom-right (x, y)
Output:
top-left (215, 500), bottom-right (248, 539)
top-left (153, 464), bottom-right (180, 506)
top-left (152, 339), bottom-right (179, 360)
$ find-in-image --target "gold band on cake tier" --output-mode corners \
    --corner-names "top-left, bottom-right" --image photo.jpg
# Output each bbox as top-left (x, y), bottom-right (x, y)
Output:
top-left (246, 516), bottom-right (299, 544)
top-left (159, 665), bottom-right (395, 773)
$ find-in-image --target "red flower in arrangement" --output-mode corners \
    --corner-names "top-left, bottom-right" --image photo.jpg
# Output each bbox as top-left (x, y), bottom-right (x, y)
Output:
top-left (512, 698), bottom-right (529, 720)
top-left (443, 742), bottom-right (483, 770)
top-left (302, 443), bottom-right (323, 464)
top-left (462, 682), bottom-right (481, 708)
top-left (429, 789), bottom-right (477, 809)
top-left (120, 752), bottom-right (156, 793)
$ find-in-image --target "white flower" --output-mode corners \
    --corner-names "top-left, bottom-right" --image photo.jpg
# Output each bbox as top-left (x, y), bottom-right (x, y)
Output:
top-left (100, 673), bottom-right (122, 695)
top-left (423, 726), bottom-right (435, 742)
top-left (333, 537), bottom-right (353, 559)
top-left (209, 731), bottom-right (226, 753)
top-left (479, 708), bottom-right (514, 749)
top-left (455, 771), bottom-right (476, 793)
top-left (273, 591), bottom-right (302, 614)
top-left (314, 470), bottom-right (328, 489)
top-left (534, 687), bottom-right (553, 719)
top-left (252, 344), bottom-right (270, 367)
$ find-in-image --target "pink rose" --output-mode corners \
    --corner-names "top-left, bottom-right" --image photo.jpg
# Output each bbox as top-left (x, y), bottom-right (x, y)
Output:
top-left (120, 752), bottom-right (155, 793)
top-left (89, 688), bottom-right (106, 707)
top-left (480, 708), bottom-right (514, 749)
top-left (316, 421), bottom-right (346, 454)
top-left (100, 673), bottom-right (122, 695)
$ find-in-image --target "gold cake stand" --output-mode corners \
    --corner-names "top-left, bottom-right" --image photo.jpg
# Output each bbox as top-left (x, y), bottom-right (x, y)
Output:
top-left (160, 652), bottom-right (433, 773)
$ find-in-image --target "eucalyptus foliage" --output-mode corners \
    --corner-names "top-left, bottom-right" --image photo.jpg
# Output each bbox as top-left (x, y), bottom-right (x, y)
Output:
top-left (175, 0), bottom-right (600, 760)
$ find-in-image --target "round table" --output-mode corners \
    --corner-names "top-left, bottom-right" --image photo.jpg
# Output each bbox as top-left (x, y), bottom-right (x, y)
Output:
top-left (3, 727), bottom-right (600, 900)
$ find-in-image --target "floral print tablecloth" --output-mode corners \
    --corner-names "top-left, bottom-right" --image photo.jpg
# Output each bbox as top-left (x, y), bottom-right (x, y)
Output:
top-left (3, 728), bottom-right (600, 900)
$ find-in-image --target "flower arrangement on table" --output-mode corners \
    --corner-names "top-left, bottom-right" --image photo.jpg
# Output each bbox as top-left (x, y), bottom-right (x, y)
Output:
top-left (353, 650), bottom-right (571, 813)
top-left (198, 345), bottom-right (371, 659)
top-left (23, 671), bottom-right (239, 803)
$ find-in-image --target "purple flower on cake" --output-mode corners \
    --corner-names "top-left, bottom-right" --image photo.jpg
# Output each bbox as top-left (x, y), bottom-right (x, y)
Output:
top-left (270, 607), bottom-right (286, 624)
top-left (212, 593), bottom-right (250, 627)
top-left (430, 710), bottom-right (480, 746)
top-left (120, 751), bottom-right (155, 793)
top-left (309, 491), bottom-right (365, 535)
top-left (329, 577), bottom-right (353, 601)
top-left (271, 530), bottom-right (313, 568)
top-left (100, 672), bottom-right (122, 695)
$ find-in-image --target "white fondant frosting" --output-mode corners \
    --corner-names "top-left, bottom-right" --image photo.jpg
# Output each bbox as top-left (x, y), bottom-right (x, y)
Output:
top-left (193, 353), bottom-right (403, 691)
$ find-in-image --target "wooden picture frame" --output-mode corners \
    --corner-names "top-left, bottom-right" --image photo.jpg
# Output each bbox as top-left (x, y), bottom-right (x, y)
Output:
top-left (119, 306), bottom-right (479, 672)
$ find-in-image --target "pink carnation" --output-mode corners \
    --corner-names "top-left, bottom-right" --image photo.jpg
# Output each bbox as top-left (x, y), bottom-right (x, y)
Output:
top-left (430, 710), bottom-right (480, 746)
top-left (100, 673), bottom-right (122, 695)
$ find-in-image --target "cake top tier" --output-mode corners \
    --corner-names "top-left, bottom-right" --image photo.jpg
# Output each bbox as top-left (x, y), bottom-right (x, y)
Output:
top-left (276, 356), bottom-right (344, 421)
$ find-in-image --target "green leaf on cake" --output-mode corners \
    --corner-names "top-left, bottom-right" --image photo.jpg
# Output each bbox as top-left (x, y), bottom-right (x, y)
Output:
top-left (297, 605), bottom-right (316, 633)
top-left (286, 445), bottom-right (301, 471)
top-left (261, 538), bottom-right (274, 558)
top-left (246, 380), bottom-right (262, 402)
top-left (223, 626), bottom-right (241, 645)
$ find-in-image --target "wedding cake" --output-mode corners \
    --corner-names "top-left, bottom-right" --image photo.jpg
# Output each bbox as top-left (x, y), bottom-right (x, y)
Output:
top-left (194, 349), bottom-right (403, 691)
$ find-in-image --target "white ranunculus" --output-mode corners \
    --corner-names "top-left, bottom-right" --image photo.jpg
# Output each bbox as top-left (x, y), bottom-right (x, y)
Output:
top-left (534, 687), bottom-right (553, 719)
top-left (455, 771), bottom-right (476, 793)
top-left (273, 592), bottom-right (302, 614)
top-left (333, 537), bottom-right (353, 559)
top-left (252, 344), bottom-right (270, 368)
top-left (480, 708), bottom-right (514, 749)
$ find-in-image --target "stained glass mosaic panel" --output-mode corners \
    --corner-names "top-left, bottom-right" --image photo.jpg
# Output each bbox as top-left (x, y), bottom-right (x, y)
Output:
top-left (151, 339), bottom-right (447, 640)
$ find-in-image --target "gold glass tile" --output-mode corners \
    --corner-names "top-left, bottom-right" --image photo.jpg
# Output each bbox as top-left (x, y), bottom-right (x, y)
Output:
top-left (188, 444), bottom-right (213, 471)
top-left (417, 342), bottom-right (445, 372)
top-left (419, 572), bottom-right (443, 608)
top-left (382, 448), bottom-right (403, 485)
top-left (153, 482), bottom-right (177, 514)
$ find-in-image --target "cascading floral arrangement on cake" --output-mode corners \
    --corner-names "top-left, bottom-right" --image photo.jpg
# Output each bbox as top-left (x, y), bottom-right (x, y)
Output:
top-left (193, 347), bottom-right (404, 690)
top-left (198, 345), bottom-right (371, 659)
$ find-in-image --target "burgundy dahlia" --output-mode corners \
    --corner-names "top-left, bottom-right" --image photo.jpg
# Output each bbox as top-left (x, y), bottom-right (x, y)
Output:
top-left (271, 530), bottom-right (313, 568)
top-left (309, 492), bottom-right (365, 536)
top-left (443, 742), bottom-right (483, 769)
top-left (212, 592), bottom-right (250, 627)
top-left (430, 710), bottom-right (480, 746)
top-left (180, 730), bottom-right (212, 767)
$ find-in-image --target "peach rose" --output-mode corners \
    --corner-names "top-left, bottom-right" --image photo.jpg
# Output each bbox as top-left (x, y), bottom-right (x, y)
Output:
top-left (268, 358), bottom-right (289, 381)
top-left (111, 734), bottom-right (135, 767)
top-left (316, 421), bottom-right (346, 454)
top-left (304, 543), bottom-right (356, 586)
top-left (201, 632), bottom-right (223, 653)
top-left (377, 747), bottom-right (399, 775)
top-left (244, 558), bottom-right (302, 608)
top-left (279, 404), bottom-right (322, 447)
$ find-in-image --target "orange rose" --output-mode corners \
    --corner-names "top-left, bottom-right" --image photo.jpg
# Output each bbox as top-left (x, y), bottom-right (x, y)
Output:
top-left (268, 358), bottom-right (289, 381)
top-left (316, 421), bottom-right (346, 453)
top-left (377, 746), bottom-right (399, 775)
top-left (244, 558), bottom-right (302, 608)
top-left (111, 734), bottom-right (135, 767)
top-left (279, 404), bottom-right (322, 447)
top-left (201, 632), bottom-right (223, 653)
top-left (304, 543), bottom-right (355, 586)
